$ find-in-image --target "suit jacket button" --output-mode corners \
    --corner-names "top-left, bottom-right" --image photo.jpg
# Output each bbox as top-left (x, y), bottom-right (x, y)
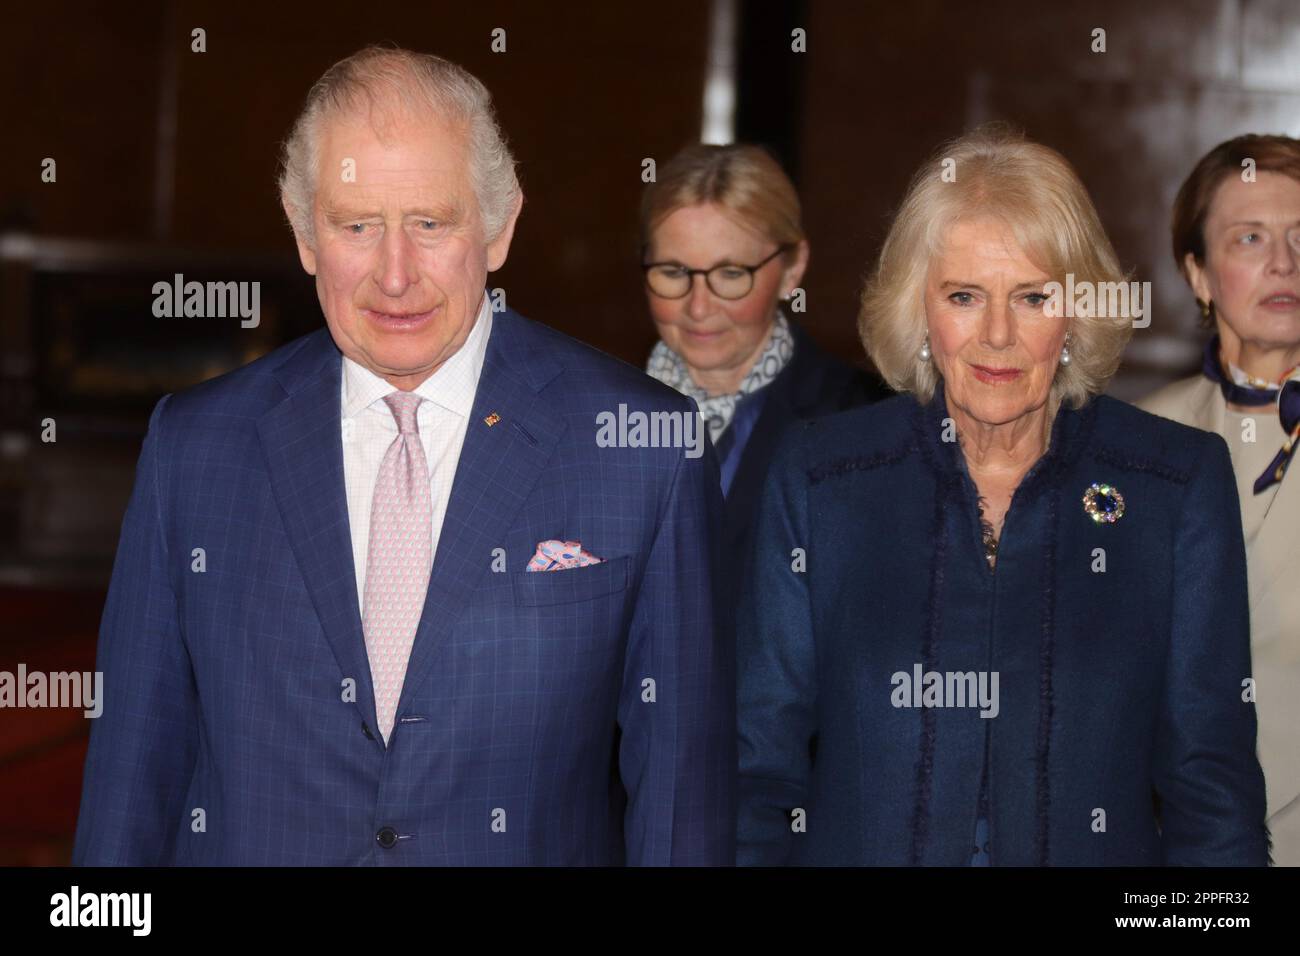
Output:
top-left (376, 827), bottom-right (398, 849)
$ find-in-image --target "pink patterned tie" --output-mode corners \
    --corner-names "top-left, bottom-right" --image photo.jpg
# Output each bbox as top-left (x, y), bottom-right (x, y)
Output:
top-left (363, 391), bottom-right (432, 745)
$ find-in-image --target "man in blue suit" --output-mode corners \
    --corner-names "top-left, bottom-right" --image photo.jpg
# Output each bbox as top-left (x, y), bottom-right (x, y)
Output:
top-left (72, 45), bottom-right (734, 866)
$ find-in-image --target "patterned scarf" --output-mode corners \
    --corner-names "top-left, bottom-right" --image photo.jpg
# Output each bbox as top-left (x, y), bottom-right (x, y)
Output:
top-left (1201, 334), bottom-right (1300, 493)
top-left (646, 311), bottom-right (795, 444)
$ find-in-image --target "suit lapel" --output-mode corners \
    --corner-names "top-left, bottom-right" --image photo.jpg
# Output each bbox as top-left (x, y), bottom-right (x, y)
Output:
top-left (256, 313), bottom-right (565, 733)
top-left (722, 322), bottom-right (827, 539)
top-left (394, 310), bottom-right (566, 718)
top-left (1185, 374), bottom-right (1226, 436)
top-left (722, 377), bottom-right (795, 540)
top-left (1244, 424), bottom-right (1300, 611)
top-left (257, 331), bottom-right (377, 726)
top-left (1188, 374), bottom-right (1300, 612)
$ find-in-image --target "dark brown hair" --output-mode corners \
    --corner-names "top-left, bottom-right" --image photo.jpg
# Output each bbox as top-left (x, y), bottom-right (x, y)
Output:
top-left (1172, 134), bottom-right (1300, 280)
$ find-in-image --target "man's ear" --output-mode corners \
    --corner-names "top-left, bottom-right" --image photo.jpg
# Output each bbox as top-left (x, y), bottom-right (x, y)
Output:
top-left (284, 200), bottom-right (318, 275)
top-left (1184, 251), bottom-right (1211, 307)
top-left (485, 191), bottom-right (524, 272)
top-left (780, 239), bottom-right (810, 298)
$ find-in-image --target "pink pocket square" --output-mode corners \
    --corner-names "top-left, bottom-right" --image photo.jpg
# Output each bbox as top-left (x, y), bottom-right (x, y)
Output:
top-left (526, 539), bottom-right (604, 572)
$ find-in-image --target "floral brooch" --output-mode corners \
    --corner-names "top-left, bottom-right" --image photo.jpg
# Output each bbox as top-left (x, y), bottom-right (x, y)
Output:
top-left (1082, 482), bottom-right (1125, 524)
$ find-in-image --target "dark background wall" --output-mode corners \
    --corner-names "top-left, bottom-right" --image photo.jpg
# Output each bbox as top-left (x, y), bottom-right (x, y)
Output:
top-left (1, 0), bottom-right (711, 355)
top-left (794, 0), bottom-right (1300, 398)
top-left (1, 0), bottom-right (1297, 864)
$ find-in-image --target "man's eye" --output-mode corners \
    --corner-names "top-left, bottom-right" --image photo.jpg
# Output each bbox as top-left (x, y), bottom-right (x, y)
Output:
top-left (717, 268), bottom-right (748, 280)
top-left (416, 219), bottom-right (437, 230)
top-left (1239, 232), bottom-right (1261, 244)
top-left (345, 223), bottom-right (368, 235)
top-left (656, 265), bottom-right (687, 278)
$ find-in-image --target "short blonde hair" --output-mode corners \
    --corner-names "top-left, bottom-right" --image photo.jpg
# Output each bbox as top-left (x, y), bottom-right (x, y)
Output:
top-left (279, 44), bottom-right (521, 247)
top-left (640, 143), bottom-right (804, 261)
top-left (859, 124), bottom-right (1132, 409)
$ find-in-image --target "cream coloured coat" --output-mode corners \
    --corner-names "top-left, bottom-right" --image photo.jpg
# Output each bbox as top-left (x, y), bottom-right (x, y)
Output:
top-left (1140, 375), bottom-right (1300, 865)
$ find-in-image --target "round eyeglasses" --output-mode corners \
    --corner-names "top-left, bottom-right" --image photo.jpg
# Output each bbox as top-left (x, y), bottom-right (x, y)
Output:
top-left (642, 245), bottom-right (791, 300)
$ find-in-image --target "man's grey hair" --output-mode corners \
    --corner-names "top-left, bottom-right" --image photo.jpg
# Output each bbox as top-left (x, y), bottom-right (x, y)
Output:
top-left (278, 45), bottom-right (521, 247)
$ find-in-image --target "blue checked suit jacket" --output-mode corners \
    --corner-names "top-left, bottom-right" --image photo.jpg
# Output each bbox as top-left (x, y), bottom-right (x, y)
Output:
top-left (72, 306), bottom-right (735, 865)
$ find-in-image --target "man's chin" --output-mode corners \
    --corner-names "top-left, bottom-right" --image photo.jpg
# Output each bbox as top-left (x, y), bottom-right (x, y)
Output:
top-left (336, 333), bottom-right (447, 382)
top-left (368, 348), bottom-right (445, 380)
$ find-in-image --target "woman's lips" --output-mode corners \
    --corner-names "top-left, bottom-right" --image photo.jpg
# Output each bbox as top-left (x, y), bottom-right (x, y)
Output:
top-left (1259, 293), bottom-right (1300, 311)
top-left (363, 307), bottom-right (438, 330)
top-left (971, 364), bottom-right (1023, 384)
top-left (682, 328), bottom-right (726, 341)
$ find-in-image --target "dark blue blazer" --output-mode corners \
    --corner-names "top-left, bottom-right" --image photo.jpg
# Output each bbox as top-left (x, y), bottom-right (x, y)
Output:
top-left (73, 306), bottom-right (735, 866)
top-left (737, 381), bottom-right (1269, 866)
top-left (717, 318), bottom-right (887, 607)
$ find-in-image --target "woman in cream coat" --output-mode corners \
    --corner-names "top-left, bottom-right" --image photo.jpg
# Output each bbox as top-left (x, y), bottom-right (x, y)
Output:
top-left (1140, 133), bottom-right (1300, 865)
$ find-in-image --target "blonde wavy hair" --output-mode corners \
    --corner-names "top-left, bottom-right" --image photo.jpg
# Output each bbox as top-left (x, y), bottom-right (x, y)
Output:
top-left (859, 125), bottom-right (1132, 409)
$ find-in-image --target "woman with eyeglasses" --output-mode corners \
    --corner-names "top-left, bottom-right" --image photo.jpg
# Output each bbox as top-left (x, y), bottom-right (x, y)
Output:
top-left (641, 143), bottom-right (887, 606)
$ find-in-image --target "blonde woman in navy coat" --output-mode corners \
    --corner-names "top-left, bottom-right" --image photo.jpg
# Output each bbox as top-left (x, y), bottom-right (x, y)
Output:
top-left (736, 126), bottom-right (1269, 866)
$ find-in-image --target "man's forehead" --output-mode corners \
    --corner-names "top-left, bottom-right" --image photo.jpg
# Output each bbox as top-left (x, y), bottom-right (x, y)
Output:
top-left (314, 110), bottom-right (469, 192)
top-left (316, 106), bottom-right (468, 162)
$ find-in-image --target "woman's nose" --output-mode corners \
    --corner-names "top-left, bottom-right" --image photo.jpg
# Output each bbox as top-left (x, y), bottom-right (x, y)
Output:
top-left (981, 299), bottom-right (1015, 348)
top-left (684, 274), bottom-right (715, 319)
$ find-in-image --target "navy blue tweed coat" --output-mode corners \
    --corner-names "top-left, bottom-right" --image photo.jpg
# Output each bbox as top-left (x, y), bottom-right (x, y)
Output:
top-left (737, 380), bottom-right (1269, 866)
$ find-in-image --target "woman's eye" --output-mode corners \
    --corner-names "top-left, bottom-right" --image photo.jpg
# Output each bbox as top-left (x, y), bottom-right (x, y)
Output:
top-left (719, 268), bottom-right (748, 280)
top-left (657, 265), bottom-right (687, 278)
top-left (1024, 292), bottom-right (1048, 307)
top-left (948, 291), bottom-right (974, 306)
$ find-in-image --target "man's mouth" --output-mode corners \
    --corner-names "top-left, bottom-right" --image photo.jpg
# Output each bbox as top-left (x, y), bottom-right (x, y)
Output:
top-left (362, 307), bottom-right (438, 329)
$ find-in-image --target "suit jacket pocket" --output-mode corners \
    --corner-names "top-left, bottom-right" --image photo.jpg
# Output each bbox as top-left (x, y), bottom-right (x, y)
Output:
top-left (512, 555), bottom-right (630, 606)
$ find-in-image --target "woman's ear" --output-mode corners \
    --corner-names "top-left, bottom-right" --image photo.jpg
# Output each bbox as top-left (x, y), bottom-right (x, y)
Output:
top-left (781, 240), bottom-right (810, 298)
top-left (1184, 251), bottom-right (1212, 308)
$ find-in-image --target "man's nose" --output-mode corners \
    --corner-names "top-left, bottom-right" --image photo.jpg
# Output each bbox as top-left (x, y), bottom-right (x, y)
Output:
top-left (375, 228), bottom-right (420, 296)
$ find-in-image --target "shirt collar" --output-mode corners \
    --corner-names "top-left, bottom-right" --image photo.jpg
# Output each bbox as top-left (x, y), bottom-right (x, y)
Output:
top-left (341, 291), bottom-right (493, 419)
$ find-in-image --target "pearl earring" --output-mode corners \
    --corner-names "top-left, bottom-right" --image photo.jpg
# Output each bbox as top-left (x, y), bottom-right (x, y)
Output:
top-left (1060, 334), bottom-right (1072, 366)
top-left (919, 337), bottom-right (931, 362)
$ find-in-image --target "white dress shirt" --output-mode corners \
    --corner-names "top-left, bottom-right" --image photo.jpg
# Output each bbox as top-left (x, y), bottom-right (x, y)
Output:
top-left (341, 293), bottom-right (493, 614)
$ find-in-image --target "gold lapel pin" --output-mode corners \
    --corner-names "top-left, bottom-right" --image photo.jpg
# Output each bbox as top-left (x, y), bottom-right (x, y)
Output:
top-left (484, 412), bottom-right (501, 427)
